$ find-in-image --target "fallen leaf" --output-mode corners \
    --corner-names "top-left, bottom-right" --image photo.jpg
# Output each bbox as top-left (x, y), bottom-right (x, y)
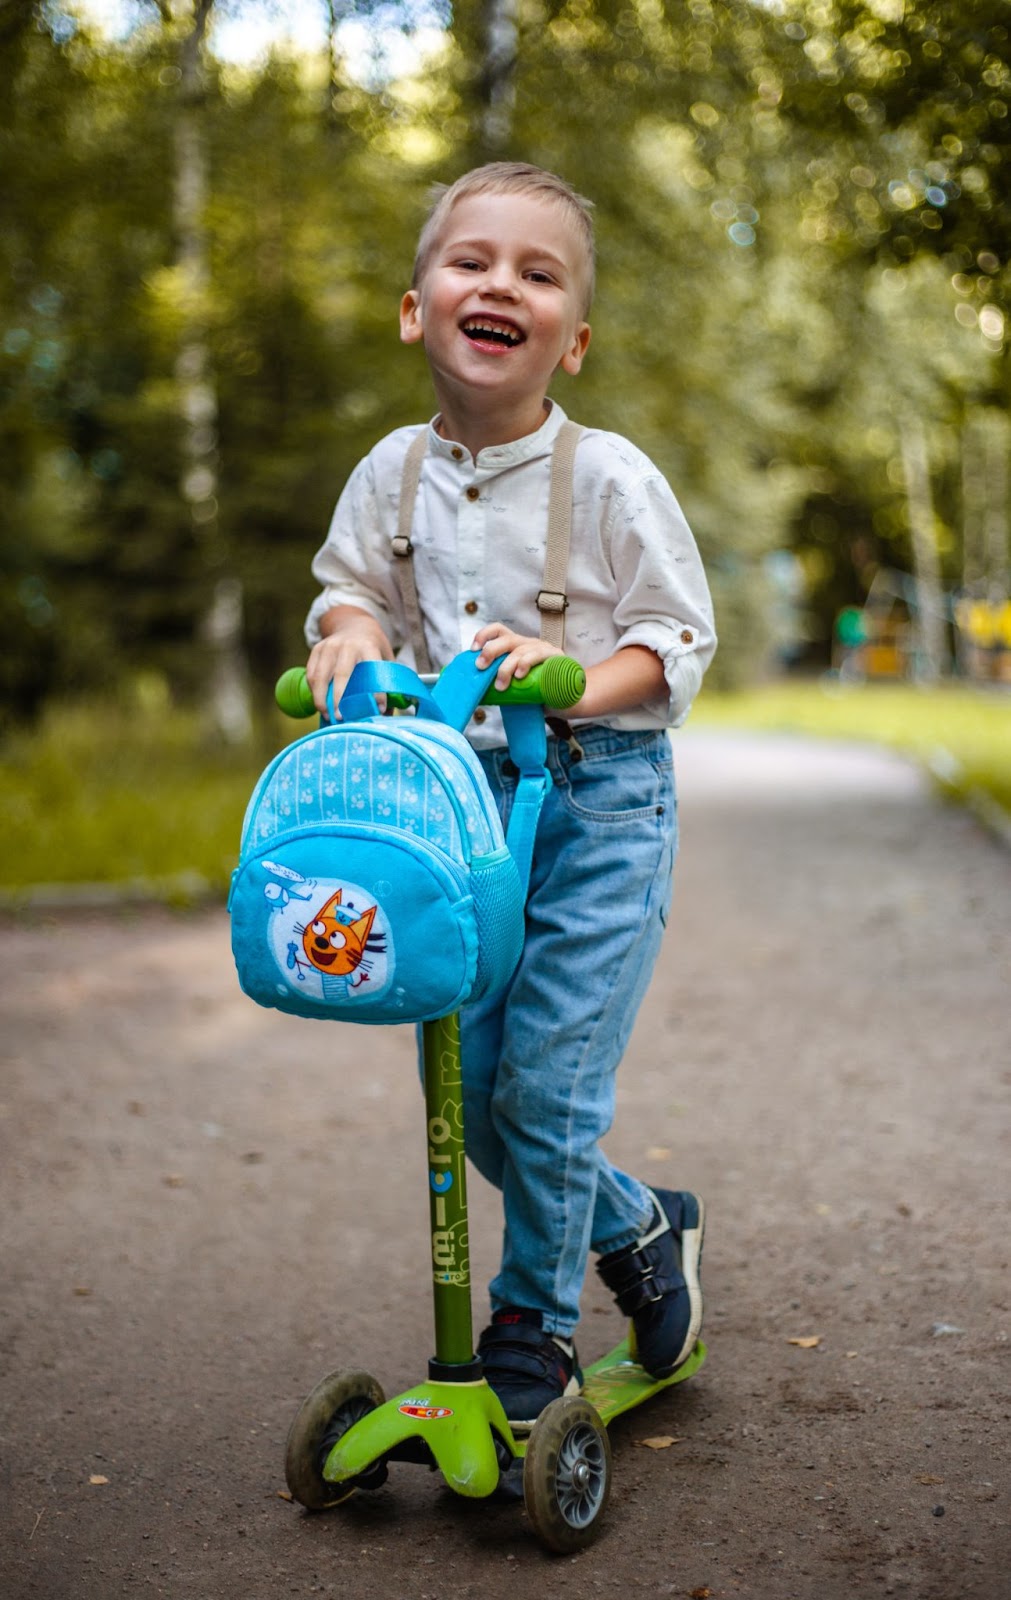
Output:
top-left (787, 1336), bottom-right (822, 1349)
top-left (276, 1490), bottom-right (293, 1501)
top-left (815, 1203), bottom-right (831, 1215)
top-left (163, 1174), bottom-right (184, 1189)
top-left (690, 1589), bottom-right (712, 1599)
top-left (845, 1350), bottom-right (858, 1358)
top-left (73, 1286), bottom-right (92, 1297)
top-left (646, 1146), bottom-right (671, 1160)
top-left (916, 1474), bottom-right (944, 1485)
top-left (636, 1435), bottom-right (680, 1450)
top-left (89, 1475), bottom-right (109, 1486)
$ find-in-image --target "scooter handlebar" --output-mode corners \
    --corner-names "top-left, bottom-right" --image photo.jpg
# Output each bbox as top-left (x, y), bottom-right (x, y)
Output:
top-left (276, 654), bottom-right (586, 719)
top-left (274, 666), bottom-right (318, 719)
top-left (479, 653), bottom-right (585, 709)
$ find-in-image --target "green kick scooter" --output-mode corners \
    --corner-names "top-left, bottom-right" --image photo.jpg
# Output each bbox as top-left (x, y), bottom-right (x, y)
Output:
top-left (276, 659), bottom-right (706, 1554)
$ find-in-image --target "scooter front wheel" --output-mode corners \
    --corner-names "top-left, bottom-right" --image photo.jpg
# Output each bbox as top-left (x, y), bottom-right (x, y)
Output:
top-left (284, 1367), bottom-right (386, 1510)
top-left (523, 1396), bottom-right (612, 1553)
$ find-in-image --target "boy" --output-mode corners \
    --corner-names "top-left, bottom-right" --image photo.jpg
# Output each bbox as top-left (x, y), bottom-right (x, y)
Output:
top-left (304, 163), bottom-right (716, 1430)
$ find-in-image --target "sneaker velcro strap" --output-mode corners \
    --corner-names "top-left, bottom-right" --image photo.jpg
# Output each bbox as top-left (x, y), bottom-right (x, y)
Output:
top-left (596, 1242), bottom-right (680, 1315)
top-left (478, 1323), bottom-right (559, 1380)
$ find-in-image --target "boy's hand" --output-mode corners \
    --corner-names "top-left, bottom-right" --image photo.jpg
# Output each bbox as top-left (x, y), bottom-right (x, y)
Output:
top-left (473, 623), bottom-right (564, 690)
top-left (306, 606), bottom-right (393, 717)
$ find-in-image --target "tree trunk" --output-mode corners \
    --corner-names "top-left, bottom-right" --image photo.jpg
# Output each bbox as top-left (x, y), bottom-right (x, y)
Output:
top-left (960, 409), bottom-right (986, 593)
top-left (324, 0), bottom-right (351, 124)
top-left (982, 407), bottom-right (1010, 599)
top-left (173, 0), bottom-right (252, 742)
top-left (478, 0), bottom-right (517, 152)
top-left (900, 414), bottom-right (948, 680)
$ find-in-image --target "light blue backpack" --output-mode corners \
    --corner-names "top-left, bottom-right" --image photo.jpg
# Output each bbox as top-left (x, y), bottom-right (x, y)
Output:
top-left (228, 652), bottom-right (575, 1025)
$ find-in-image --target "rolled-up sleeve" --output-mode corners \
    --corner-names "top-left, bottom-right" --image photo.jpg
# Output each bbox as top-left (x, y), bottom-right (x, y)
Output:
top-left (304, 456), bottom-right (402, 648)
top-left (606, 471), bottom-right (717, 726)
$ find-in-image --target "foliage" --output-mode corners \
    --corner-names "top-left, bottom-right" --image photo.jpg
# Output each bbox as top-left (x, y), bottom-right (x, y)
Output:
top-left (0, 0), bottom-right (1008, 735)
top-left (0, 692), bottom-right (269, 893)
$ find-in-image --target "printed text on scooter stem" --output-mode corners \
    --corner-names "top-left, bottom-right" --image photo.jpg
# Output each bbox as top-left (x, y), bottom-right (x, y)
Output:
top-left (429, 1114), bottom-right (466, 1286)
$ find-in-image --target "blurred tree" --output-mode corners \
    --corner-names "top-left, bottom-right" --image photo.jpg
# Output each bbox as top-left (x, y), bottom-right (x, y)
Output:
top-left (159, 0), bottom-right (255, 742)
top-left (2, 0), bottom-right (1007, 733)
top-left (771, 2), bottom-right (1009, 316)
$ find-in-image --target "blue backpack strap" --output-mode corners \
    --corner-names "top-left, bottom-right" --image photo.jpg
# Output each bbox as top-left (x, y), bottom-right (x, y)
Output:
top-left (429, 652), bottom-right (549, 895)
top-left (500, 704), bottom-right (549, 896)
top-left (335, 660), bottom-right (448, 724)
top-left (430, 649), bottom-right (498, 729)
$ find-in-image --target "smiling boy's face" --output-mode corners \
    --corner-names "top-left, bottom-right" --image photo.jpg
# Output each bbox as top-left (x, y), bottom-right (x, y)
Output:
top-left (399, 190), bottom-right (592, 438)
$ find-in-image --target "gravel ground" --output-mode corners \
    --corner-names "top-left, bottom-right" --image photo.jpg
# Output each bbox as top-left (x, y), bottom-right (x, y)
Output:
top-left (1, 729), bottom-right (1008, 1600)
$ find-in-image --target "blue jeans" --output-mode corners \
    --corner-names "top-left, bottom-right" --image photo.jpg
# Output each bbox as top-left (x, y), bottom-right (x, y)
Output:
top-left (461, 724), bottom-right (677, 1337)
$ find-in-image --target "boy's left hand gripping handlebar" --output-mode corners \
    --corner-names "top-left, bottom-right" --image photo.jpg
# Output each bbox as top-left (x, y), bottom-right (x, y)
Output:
top-left (275, 656), bottom-right (586, 718)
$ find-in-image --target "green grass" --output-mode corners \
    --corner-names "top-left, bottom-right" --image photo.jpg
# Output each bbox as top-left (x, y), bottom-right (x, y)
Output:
top-left (692, 679), bottom-right (1011, 814)
top-left (2, 679), bottom-right (1008, 899)
top-left (0, 700), bottom-right (277, 900)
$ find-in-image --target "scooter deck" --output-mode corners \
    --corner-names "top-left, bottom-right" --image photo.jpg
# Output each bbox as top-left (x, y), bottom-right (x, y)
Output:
top-left (581, 1336), bottom-right (706, 1429)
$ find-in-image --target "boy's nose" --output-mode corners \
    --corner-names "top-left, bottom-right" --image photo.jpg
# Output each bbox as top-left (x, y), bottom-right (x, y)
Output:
top-left (480, 269), bottom-right (520, 300)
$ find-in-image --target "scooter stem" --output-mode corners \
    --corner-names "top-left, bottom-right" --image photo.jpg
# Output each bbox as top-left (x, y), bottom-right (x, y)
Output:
top-left (423, 1013), bottom-right (476, 1370)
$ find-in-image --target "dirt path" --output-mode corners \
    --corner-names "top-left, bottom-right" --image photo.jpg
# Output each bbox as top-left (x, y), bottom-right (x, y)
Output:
top-left (1, 731), bottom-right (1008, 1599)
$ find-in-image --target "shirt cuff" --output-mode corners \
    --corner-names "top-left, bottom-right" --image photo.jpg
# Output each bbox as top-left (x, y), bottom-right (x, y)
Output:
top-left (615, 623), bottom-right (709, 726)
top-left (304, 588), bottom-right (393, 649)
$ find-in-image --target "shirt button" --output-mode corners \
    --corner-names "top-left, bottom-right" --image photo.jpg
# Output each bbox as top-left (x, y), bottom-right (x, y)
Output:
top-left (465, 485), bottom-right (480, 502)
top-left (451, 447), bottom-right (463, 460)
top-left (473, 708), bottom-right (487, 724)
top-left (464, 600), bottom-right (478, 616)
top-left (680, 629), bottom-right (694, 644)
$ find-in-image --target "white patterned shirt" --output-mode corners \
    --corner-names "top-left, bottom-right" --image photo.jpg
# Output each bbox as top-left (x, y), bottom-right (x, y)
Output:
top-left (305, 401), bottom-right (716, 749)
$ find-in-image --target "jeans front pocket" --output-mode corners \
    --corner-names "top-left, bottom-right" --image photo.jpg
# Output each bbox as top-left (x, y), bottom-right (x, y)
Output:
top-left (558, 737), bottom-right (674, 826)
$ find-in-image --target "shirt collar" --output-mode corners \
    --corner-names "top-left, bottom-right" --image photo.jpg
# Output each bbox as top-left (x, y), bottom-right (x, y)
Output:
top-left (427, 400), bottom-right (568, 468)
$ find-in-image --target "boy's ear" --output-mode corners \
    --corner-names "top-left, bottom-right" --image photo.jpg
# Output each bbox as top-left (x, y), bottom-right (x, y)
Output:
top-left (560, 322), bottom-right (591, 377)
top-left (400, 289), bottom-right (424, 345)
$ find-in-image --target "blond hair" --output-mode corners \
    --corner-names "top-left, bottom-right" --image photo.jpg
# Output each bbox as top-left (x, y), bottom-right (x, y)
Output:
top-left (412, 162), bottom-right (596, 316)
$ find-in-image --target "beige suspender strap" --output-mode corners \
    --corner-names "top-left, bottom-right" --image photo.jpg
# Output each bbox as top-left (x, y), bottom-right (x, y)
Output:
top-left (395, 418), bottom-right (583, 668)
top-left (537, 420), bottom-right (582, 649)
top-left (392, 430), bottom-right (433, 675)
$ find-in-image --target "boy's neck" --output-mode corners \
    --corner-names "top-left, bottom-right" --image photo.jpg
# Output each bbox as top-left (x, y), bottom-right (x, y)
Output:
top-left (433, 391), bottom-right (553, 458)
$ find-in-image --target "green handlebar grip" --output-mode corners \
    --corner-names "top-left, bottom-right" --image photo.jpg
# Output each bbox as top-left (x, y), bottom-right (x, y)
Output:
top-left (482, 655), bottom-right (585, 709)
top-left (275, 667), bottom-right (416, 718)
top-left (275, 667), bottom-right (316, 718)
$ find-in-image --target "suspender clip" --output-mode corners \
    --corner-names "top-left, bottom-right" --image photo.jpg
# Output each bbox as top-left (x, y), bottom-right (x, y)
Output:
top-left (537, 588), bottom-right (568, 615)
top-left (546, 716), bottom-right (585, 763)
top-left (392, 534), bottom-right (414, 559)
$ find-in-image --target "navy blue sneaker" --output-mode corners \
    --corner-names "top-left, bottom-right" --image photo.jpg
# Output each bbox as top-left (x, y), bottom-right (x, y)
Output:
top-left (477, 1308), bottom-right (582, 1432)
top-left (596, 1188), bottom-right (705, 1378)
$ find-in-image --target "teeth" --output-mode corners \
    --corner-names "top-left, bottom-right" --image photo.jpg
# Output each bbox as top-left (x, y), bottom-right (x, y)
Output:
top-left (463, 320), bottom-right (522, 346)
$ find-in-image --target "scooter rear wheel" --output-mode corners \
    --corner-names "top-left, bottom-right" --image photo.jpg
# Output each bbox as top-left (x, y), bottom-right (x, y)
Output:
top-left (523, 1396), bottom-right (612, 1553)
top-left (284, 1367), bottom-right (386, 1510)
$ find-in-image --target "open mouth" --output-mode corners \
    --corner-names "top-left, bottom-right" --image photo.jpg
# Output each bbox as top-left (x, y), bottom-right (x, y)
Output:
top-left (461, 319), bottom-right (524, 348)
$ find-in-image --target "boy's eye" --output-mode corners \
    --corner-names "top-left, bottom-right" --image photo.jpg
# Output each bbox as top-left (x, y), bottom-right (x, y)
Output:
top-left (455, 259), bottom-right (483, 271)
top-left (527, 270), bottom-right (556, 284)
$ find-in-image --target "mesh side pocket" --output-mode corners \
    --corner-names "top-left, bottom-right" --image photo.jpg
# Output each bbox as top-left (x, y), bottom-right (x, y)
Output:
top-left (470, 852), bottom-right (525, 1000)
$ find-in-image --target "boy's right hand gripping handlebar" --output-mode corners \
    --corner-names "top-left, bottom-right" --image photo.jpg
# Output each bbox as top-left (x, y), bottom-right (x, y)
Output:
top-left (275, 653), bottom-right (586, 719)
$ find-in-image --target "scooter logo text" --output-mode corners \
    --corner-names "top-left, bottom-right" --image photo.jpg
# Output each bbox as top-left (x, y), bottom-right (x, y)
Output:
top-left (398, 1400), bottom-right (454, 1420)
